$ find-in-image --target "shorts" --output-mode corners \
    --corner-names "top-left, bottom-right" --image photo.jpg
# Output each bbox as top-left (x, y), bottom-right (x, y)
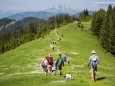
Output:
top-left (64, 60), bottom-right (66, 62)
top-left (58, 65), bottom-right (62, 70)
top-left (43, 65), bottom-right (48, 72)
top-left (90, 66), bottom-right (97, 72)
top-left (52, 70), bottom-right (56, 72)
top-left (41, 64), bottom-right (44, 68)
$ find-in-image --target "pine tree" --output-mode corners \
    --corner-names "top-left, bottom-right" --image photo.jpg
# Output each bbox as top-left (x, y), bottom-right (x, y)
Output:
top-left (100, 14), bottom-right (107, 49)
top-left (79, 8), bottom-right (90, 21)
top-left (91, 9), bottom-right (105, 37)
top-left (108, 6), bottom-right (115, 54)
top-left (106, 5), bottom-right (113, 51)
top-left (100, 4), bottom-right (115, 55)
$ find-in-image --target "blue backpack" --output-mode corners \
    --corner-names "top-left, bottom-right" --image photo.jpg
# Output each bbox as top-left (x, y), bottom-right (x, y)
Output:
top-left (91, 56), bottom-right (98, 68)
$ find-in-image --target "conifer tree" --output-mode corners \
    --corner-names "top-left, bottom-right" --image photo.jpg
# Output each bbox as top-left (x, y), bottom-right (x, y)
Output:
top-left (91, 9), bottom-right (105, 37)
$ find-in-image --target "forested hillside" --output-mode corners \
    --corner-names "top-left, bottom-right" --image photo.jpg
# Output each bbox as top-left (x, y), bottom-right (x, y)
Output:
top-left (91, 5), bottom-right (115, 55)
top-left (0, 14), bottom-right (76, 54)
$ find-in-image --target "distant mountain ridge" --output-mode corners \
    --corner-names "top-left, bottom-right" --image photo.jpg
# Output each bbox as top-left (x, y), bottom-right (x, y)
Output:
top-left (7, 11), bottom-right (57, 21)
top-left (0, 11), bottom-right (18, 19)
top-left (6, 5), bottom-right (81, 20)
top-left (0, 5), bottom-right (93, 21)
top-left (0, 17), bottom-right (46, 34)
top-left (45, 5), bottom-right (80, 14)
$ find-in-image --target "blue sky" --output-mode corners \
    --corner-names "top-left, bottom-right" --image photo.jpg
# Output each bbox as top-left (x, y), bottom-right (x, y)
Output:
top-left (0, 0), bottom-right (115, 11)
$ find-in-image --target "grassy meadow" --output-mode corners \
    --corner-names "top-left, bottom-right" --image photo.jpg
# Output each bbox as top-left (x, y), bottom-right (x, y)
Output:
top-left (0, 21), bottom-right (115, 86)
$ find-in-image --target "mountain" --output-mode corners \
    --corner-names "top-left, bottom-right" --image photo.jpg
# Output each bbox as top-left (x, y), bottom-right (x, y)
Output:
top-left (0, 17), bottom-right (47, 34)
top-left (7, 5), bottom-right (80, 21)
top-left (0, 18), bottom-right (15, 30)
top-left (45, 5), bottom-right (80, 14)
top-left (7, 11), bottom-right (57, 21)
top-left (0, 10), bottom-right (18, 19)
top-left (0, 18), bottom-right (15, 27)
top-left (1, 5), bottom-right (92, 21)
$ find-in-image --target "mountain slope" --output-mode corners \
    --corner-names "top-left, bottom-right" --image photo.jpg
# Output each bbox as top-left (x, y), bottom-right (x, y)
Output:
top-left (0, 21), bottom-right (115, 86)
top-left (7, 11), bottom-right (57, 21)
top-left (0, 17), bottom-right (46, 34)
top-left (0, 18), bottom-right (15, 29)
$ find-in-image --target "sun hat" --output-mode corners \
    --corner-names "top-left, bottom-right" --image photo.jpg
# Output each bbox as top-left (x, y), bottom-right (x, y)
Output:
top-left (91, 50), bottom-right (96, 54)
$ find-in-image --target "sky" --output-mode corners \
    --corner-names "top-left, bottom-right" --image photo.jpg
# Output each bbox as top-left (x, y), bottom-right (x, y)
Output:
top-left (0, 0), bottom-right (115, 11)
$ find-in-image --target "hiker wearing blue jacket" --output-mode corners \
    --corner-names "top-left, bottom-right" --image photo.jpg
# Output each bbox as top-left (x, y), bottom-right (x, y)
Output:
top-left (63, 53), bottom-right (67, 66)
top-left (88, 50), bottom-right (99, 82)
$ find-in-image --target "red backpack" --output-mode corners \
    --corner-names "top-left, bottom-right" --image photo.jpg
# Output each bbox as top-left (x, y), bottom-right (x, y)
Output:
top-left (48, 56), bottom-right (53, 65)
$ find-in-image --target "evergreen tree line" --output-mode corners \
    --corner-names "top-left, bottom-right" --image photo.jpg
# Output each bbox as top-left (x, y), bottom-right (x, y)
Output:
top-left (0, 14), bottom-right (76, 54)
top-left (91, 5), bottom-right (115, 55)
top-left (79, 9), bottom-right (92, 21)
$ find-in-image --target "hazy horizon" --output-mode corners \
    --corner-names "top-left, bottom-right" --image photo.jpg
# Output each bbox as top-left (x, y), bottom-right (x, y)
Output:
top-left (0, 0), bottom-right (115, 19)
top-left (0, 0), bottom-right (115, 12)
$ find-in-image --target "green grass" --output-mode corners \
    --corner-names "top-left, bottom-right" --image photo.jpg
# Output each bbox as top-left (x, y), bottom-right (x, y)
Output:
top-left (0, 21), bottom-right (15, 30)
top-left (0, 21), bottom-right (115, 86)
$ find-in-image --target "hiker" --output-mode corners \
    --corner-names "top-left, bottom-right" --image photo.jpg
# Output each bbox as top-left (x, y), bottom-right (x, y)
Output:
top-left (63, 53), bottom-right (67, 66)
top-left (41, 58), bottom-right (45, 74)
top-left (41, 58), bottom-right (48, 75)
top-left (56, 53), bottom-right (64, 75)
top-left (67, 56), bottom-right (70, 66)
top-left (57, 38), bottom-right (60, 41)
top-left (60, 33), bottom-right (63, 37)
top-left (52, 41), bottom-right (57, 44)
top-left (50, 43), bottom-right (54, 50)
top-left (52, 60), bottom-right (56, 75)
top-left (47, 54), bottom-right (54, 75)
top-left (59, 37), bottom-right (61, 41)
top-left (36, 63), bottom-right (40, 71)
top-left (57, 37), bottom-right (61, 41)
top-left (88, 50), bottom-right (99, 82)
top-left (54, 41), bottom-right (57, 44)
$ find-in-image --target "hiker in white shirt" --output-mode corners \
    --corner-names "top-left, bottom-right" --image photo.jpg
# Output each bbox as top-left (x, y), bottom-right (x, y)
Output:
top-left (67, 56), bottom-right (70, 66)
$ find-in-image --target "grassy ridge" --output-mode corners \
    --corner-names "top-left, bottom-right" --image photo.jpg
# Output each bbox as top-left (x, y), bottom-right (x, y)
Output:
top-left (0, 21), bottom-right (115, 86)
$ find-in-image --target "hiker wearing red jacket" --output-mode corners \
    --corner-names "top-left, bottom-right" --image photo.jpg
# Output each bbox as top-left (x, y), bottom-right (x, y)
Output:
top-left (47, 54), bottom-right (54, 75)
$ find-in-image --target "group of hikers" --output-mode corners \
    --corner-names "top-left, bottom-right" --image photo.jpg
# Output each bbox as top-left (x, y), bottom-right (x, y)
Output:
top-left (39, 50), bottom-right (99, 82)
top-left (41, 53), bottom-right (70, 76)
top-left (49, 31), bottom-right (63, 51)
top-left (40, 28), bottom-right (99, 82)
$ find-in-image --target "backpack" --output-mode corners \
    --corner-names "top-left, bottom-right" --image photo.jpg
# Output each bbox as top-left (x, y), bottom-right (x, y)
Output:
top-left (48, 57), bottom-right (53, 65)
top-left (58, 58), bottom-right (62, 67)
top-left (91, 56), bottom-right (98, 68)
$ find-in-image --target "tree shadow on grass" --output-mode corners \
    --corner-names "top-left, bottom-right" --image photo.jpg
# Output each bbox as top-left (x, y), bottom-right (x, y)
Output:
top-left (96, 77), bottom-right (106, 81)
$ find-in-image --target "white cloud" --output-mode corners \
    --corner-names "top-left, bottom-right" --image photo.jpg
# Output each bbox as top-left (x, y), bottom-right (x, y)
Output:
top-left (92, 2), bottom-right (115, 4)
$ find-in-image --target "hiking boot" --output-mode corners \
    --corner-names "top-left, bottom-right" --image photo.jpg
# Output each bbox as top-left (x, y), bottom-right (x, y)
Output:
top-left (92, 79), bottom-right (95, 82)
